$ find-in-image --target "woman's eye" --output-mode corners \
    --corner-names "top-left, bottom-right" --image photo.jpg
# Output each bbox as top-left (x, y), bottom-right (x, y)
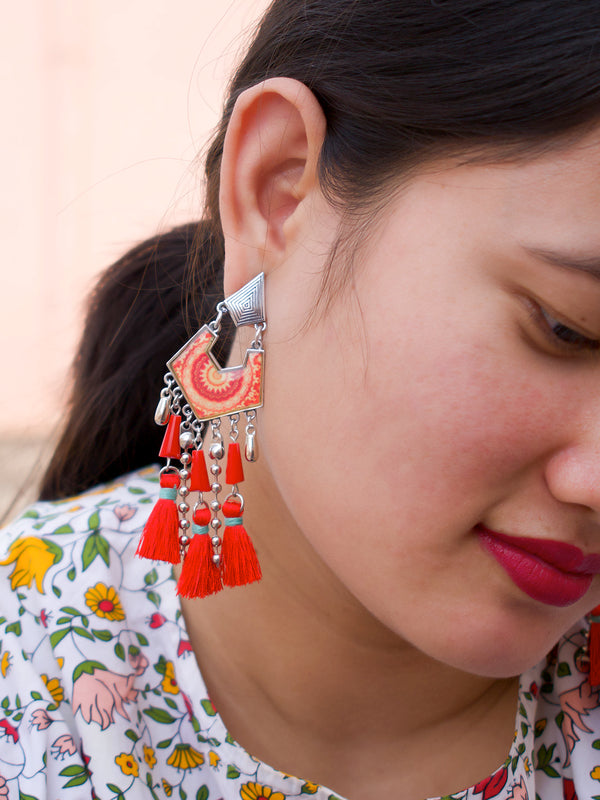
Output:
top-left (537, 304), bottom-right (600, 353)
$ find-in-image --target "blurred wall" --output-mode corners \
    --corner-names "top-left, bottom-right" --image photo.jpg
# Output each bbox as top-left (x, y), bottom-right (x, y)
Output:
top-left (0, 0), bottom-right (270, 516)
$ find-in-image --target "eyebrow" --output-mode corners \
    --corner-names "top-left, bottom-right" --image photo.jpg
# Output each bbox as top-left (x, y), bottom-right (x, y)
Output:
top-left (523, 245), bottom-right (600, 283)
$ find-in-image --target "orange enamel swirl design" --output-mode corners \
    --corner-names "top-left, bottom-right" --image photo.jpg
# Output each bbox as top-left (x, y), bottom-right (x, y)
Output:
top-left (169, 327), bottom-right (263, 421)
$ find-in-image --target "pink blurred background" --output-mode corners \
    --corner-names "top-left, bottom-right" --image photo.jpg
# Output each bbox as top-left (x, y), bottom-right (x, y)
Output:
top-left (1, 0), bottom-right (270, 517)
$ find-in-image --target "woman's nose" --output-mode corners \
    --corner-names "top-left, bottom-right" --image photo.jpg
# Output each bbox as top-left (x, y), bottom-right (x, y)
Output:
top-left (545, 440), bottom-right (600, 514)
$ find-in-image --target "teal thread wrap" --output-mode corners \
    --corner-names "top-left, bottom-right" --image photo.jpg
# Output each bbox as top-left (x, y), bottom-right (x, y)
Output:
top-left (192, 524), bottom-right (210, 536)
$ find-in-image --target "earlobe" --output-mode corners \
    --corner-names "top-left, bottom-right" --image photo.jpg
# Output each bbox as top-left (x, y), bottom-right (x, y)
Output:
top-left (219, 78), bottom-right (327, 295)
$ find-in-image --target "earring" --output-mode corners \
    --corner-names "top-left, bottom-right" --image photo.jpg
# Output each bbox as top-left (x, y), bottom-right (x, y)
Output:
top-left (136, 273), bottom-right (266, 598)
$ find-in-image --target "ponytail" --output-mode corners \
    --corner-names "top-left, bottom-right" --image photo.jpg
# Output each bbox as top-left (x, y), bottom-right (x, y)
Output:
top-left (39, 222), bottom-right (234, 499)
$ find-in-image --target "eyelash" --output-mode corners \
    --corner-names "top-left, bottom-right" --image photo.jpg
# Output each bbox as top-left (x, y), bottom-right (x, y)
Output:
top-left (533, 303), bottom-right (600, 354)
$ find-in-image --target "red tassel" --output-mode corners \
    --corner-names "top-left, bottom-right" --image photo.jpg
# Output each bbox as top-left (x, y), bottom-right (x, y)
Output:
top-left (136, 473), bottom-right (181, 564)
top-left (225, 442), bottom-right (245, 485)
top-left (176, 507), bottom-right (222, 598)
top-left (589, 605), bottom-right (600, 687)
top-left (189, 449), bottom-right (211, 492)
top-left (221, 498), bottom-right (261, 588)
top-left (159, 415), bottom-right (181, 459)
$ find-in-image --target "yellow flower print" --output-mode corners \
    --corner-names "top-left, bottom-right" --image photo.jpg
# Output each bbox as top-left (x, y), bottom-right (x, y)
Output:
top-left (84, 583), bottom-right (125, 621)
top-left (301, 782), bottom-right (319, 794)
top-left (240, 782), bottom-right (286, 800)
top-left (591, 766), bottom-right (600, 781)
top-left (208, 750), bottom-right (220, 768)
top-left (0, 651), bottom-right (11, 678)
top-left (162, 779), bottom-right (173, 796)
top-left (0, 537), bottom-right (61, 593)
top-left (166, 744), bottom-right (204, 770)
top-left (523, 756), bottom-right (531, 776)
top-left (41, 674), bottom-right (64, 704)
top-left (143, 745), bottom-right (156, 769)
top-left (161, 661), bottom-right (180, 695)
top-left (115, 752), bottom-right (139, 776)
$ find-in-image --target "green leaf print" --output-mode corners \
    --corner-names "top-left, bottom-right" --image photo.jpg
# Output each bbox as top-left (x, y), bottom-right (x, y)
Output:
top-left (73, 626), bottom-right (95, 642)
top-left (92, 629), bottom-right (113, 641)
top-left (82, 532), bottom-right (110, 570)
top-left (201, 699), bottom-right (217, 717)
top-left (180, 789), bottom-right (187, 800)
top-left (21, 509), bottom-right (39, 519)
top-left (593, 738), bottom-right (600, 749)
top-left (19, 792), bottom-right (38, 800)
top-left (6, 622), bottom-right (21, 636)
top-left (157, 738), bottom-right (173, 749)
top-left (88, 510), bottom-right (100, 530)
top-left (128, 487), bottom-right (145, 494)
top-left (536, 743), bottom-right (560, 778)
top-left (52, 585), bottom-right (62, 598)
top-left (114, 642), bottom-right (126, 661)
top-left (154, 656), bottom-right (168, 676)
top-left (125, 728), bottom-right (140, 742)
top-left (73, 660), bottom-right (107, 682)
top-left (50, 628), bottom-right (69, 649)
top-left (226, 766), bottom-right (240, 779)
top-left (67, 567), bottom-right (76, 581)
top-left (61, 607), bottom-right (82, 616)
top-left (136, 633), bottom-right (149, 646)
top-left (144, 569), bottom-right (158, 586)
top-left (147, 591), bottom-right (161, 608)
top-left (143, 707), bottom-right (176, 724)
top-left (53, 524), bottom-right (74, 534)
top-left (557, 661), bottom-right (572, 677)
top-left (196, 788), bottom-right (209, 800)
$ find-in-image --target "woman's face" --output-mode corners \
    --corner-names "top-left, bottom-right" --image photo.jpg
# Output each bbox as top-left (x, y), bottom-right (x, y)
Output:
top-left (254, 131), bottom-right (600, 678)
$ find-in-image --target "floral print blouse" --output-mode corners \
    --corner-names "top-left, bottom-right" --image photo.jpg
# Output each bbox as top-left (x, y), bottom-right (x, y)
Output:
top-left (0, 467), bottom-right (600, 800)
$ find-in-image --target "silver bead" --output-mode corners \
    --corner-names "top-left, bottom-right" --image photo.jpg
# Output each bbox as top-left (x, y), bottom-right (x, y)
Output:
top-left (212, 554), bottom-right (221, 566)
top-left (210, 518), bottom-right (221, 530)
top-left (245, 429), bottom-right (258, 462)
top-left (178, 502), bottom-right (190, 514)
top-left (211, 536), bottom-right (221, 547)
top-left (210, 500), bottom-right (221, 512)
top-left (179, 469), bottom-right (189, 481)
top-left (179, 430), bottom-right (195, 450)
top-left (210, 442), bottom-right (224, 460)
top-left (154, 396), bottom-right (170, 426)
top-left (179, 518), bottom-right (190, 530)
top-left (180, 452), bottom-right (191, 465)
top-left (211, 483), bottom-right (222, 494)
top-left (210, 464), bottom-right (221, 476)
top-left (179, 535), bottom-right (190, 547)
top-left (179, 486), bottom-right (189, 498)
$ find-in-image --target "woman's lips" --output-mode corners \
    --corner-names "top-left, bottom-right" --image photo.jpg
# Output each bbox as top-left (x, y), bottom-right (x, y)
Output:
top-left (477, 526), bottom-right (600, 607)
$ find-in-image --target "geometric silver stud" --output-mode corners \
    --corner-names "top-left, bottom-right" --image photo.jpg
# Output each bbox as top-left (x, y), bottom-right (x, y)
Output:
top-left (223, 272), bottom-right (266, 327)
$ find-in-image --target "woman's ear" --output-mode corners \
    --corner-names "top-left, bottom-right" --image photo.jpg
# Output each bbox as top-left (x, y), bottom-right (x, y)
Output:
top-left (219, 78), bottom-right (327, 296)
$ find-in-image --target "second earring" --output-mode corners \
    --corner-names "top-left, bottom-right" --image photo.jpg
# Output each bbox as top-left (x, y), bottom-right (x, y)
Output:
top-left (136, 272), bottom-right (266, 599)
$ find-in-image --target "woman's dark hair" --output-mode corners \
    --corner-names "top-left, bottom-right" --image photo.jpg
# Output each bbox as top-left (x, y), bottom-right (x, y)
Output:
top-left (41, 0), bottom-right (600, 498)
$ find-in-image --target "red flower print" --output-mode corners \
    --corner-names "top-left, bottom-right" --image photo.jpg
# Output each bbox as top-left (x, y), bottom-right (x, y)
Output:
top-left (177, 639), bottom-right (192, 656)
top-left (474, 766), bottom-right (508, 799)
top-left (40, 608), bottom-right (49, 628)
top-left (563, 778), bottom-right (578, 800)
top-left (182, 692), bottom-right (194, 722)
top-left (0, 720), bottom-right (18, 743)
top-left (149, 613), bottom-right (166, 628)
top-left (529, 682), bottom-right (538, 697)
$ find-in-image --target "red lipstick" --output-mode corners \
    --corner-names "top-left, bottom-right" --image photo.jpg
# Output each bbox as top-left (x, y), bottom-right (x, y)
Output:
top-left (477, 526), bottom-right (600, 607)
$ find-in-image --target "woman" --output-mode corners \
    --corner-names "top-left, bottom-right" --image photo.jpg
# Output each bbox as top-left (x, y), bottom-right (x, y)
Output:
top-left (2, 1), bottom-right (600, 797)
